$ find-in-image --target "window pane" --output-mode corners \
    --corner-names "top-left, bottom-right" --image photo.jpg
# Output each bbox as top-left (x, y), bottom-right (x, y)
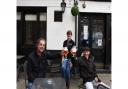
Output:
top-left (25, 14), bottom-right (37, 21)
top-left (24, 21), bottom-right (46, 45)
top-left (40, 13), bottom-right (47, 21)
top-left (25, 22), bottom-right (38, 45)
top-left (17, 12), bottom-right (21, 20)
top-left (54, 11), bottom-right (62, 22)
top-left (92, 18), bottom-right (104, 49)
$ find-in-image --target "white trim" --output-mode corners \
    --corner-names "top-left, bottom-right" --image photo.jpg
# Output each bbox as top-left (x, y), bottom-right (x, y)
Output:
top-left (76, 16), bottom-right (79, 47)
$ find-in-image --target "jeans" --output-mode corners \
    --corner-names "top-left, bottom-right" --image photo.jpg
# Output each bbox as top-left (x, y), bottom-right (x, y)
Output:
top-left (28, 82), bottom-right (33, 89)
top-left (84, 82), bottom-right (94, 89)
top-left (61, 58), bottom-right (71, 81)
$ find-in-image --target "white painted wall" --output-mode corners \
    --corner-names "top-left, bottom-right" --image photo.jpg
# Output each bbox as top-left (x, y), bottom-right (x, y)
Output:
top-left (17, 0), bottom-right (111, 50)
top-left (47, 7), bottom-right (75, 50)
top-left (17, 0), bottom-right (111, 13)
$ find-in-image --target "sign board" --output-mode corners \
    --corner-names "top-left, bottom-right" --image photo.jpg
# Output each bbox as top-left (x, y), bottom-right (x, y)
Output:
top-left (83, 25), bottom-right (88, 40)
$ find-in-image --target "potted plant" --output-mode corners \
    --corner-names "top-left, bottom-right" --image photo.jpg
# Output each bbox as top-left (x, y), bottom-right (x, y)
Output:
top-left (71, 1), bottom-right (79, 16)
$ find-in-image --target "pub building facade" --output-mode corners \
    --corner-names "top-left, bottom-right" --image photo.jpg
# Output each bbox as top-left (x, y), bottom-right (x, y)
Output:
top-left (17, 0), bottom-right (111, 71)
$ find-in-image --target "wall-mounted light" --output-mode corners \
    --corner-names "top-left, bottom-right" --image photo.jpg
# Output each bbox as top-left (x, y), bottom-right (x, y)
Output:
top-left (61, 0), bottom-right (66, 13)
top-left (82, 0), bottom-right (86, 8)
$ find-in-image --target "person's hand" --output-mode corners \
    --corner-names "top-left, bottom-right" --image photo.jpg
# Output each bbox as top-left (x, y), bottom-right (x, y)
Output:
top-left (61, 50), bottom-right (64, 57)
top-left (95, 77), bottom-right (101, 82)
top-left (95, 77), bottom-right (98, 82)
top-left (81, 53), bottom-right (83, 56)
top-left (71, 51), bottom-right (76, 57)
top-left (70, 62), bottom-right (72, 68)
top-left (61, 47), bottom-right (68, 57)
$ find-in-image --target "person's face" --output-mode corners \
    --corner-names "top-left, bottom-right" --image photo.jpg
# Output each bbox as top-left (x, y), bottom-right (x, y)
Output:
top-left (37, 40), bottom-right (45, 53)
top-left (83, 50), bottom-right (90, 58)
top-left (67, 33), bottom-right (72, 40)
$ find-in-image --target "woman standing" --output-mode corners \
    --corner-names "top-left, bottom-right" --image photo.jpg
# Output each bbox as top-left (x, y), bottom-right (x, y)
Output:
top-left (63, 30), bottom-right (76, 75)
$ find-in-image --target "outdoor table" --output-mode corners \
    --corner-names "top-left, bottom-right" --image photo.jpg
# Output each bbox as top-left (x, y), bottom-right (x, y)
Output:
top-left (32, 77), bottom-right (66, 89)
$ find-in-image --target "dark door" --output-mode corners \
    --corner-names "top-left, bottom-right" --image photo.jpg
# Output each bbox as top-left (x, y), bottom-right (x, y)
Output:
top-left (78, 13), bottom-right (106, 69)
top-left (17, 7), bottom-right (47, 55)
top-left (23, 13), bottom-right (46, 55)
top-left (23, 13), bottom-right (46, 46)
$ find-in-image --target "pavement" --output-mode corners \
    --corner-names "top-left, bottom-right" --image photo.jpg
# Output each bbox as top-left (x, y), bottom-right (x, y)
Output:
top-left (17, 72), bottom-right (111, 89)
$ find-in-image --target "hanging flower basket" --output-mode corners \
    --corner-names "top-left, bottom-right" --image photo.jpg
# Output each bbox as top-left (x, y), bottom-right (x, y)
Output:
top-left (71, 4), bottom-right (79, 16)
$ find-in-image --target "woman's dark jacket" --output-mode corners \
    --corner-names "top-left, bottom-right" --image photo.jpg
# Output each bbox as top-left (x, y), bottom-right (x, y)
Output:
top-left (27, 51), bottom-right (61, 82)
top-left (78, 56), bottom-right (97, 82)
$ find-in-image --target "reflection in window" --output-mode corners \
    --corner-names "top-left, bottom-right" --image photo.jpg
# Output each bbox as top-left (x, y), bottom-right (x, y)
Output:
top-left (92, 31), bottom-right (103, 48)
top-left (25, 22), bottom-right (38, 45)
top-left (92, 18), bottom-right (104, 49)
top-left (25, 21), bottom-right (46, 46)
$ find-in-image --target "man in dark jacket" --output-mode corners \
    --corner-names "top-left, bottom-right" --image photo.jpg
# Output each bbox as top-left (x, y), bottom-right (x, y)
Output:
top-left (27, 38), bottom-right (61, 89)
top-left (78, 47), bottom-right (100, 89)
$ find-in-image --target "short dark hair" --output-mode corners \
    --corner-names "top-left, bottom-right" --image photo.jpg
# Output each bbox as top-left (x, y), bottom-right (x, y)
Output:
top-left (82, 47), bottom-right (91, 52)
top-left (67, 30), bottom-right (72, 35)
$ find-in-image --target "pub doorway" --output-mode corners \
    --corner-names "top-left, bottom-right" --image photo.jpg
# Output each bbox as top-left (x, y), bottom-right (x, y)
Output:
top-left (78, 13), bottom-right (111, 69)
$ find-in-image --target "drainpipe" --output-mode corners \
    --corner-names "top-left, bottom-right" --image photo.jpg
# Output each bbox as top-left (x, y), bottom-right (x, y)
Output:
top-left (74, 0), bottom-right (78, 47)
top-left (75, 16), bottom-right (78, 48)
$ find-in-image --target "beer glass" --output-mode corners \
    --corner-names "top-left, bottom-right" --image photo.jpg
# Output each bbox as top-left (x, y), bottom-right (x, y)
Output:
top-left (71, 47), bottom-right (77, 57)
top-left (62, 47), bottom-right (69, 57)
